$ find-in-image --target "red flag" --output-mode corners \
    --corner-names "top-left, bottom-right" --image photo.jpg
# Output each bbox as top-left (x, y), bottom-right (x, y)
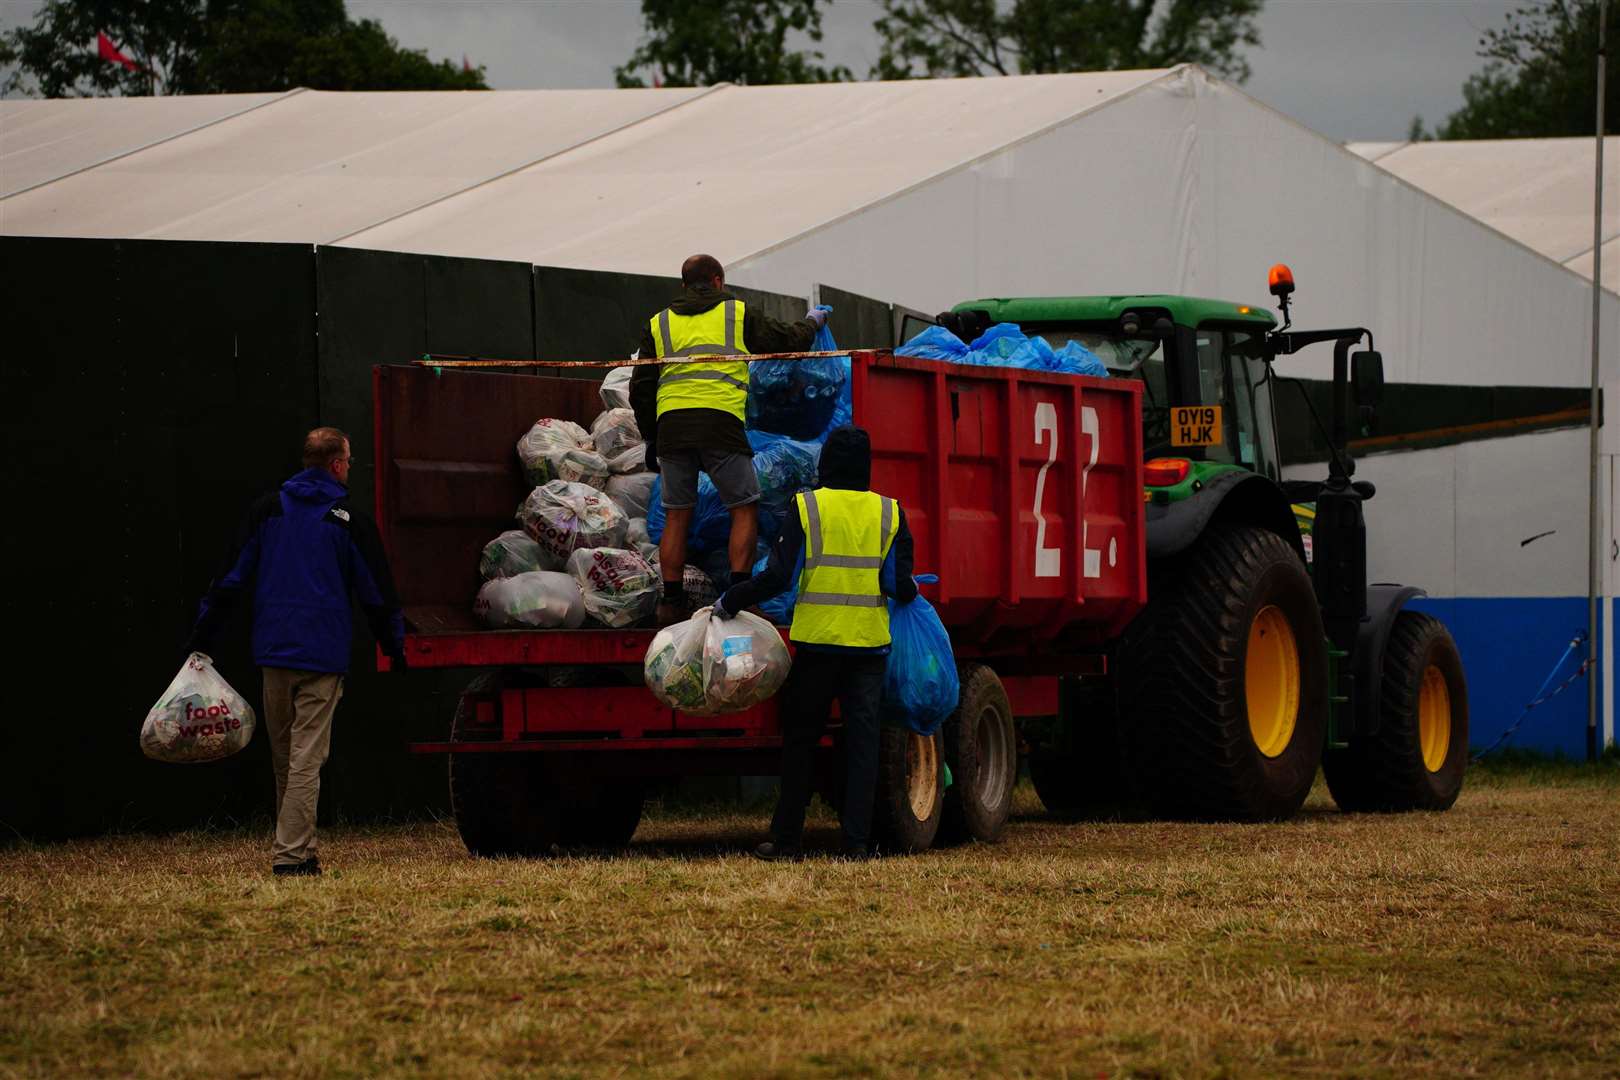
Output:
top-left (97, 31), bottom-right (141, 73)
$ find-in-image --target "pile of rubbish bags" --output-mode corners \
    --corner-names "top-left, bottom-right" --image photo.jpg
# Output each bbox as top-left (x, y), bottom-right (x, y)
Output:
top-left (897, 323), bottom-right (1109, 378)
top-left (643, 607), bottom-right (792, 715)
top-left (474, 397), bottom-right (661, 630)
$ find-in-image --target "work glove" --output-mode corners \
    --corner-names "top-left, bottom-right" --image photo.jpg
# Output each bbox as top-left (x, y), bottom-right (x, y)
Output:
top-left (804, 307), bottom-right (829, 330)
top-left (711, 596), bottom-right (734, 622)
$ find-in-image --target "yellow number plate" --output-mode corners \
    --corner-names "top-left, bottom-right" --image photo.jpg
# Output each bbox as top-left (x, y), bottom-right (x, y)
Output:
top-left (1171, 405), bottom-right (1223, 447)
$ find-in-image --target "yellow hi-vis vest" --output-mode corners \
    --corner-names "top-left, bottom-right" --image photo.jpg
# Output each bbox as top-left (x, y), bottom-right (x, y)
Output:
top-left (789, 488), bottom-right (898, 648)
top-left (650, 299), bottom-right (750, 422)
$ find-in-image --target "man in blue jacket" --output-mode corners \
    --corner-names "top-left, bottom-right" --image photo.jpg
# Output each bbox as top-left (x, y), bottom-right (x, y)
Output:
top-left (714, 426), bottom-right (916, 860)
top-left (187, 427), bottom-right (405, 877)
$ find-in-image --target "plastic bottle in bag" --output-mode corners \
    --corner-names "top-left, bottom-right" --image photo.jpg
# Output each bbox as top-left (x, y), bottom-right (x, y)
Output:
top-left (479, 529), bottom-right (559, 579)
top-left (644, 608), bottom-right (792, 716)
top-left (518, 480), bottom-right (629, 564)
top-left (141, 653), bottom-right (257, 764)
top-left (566, 547), bottom-right (660, 627)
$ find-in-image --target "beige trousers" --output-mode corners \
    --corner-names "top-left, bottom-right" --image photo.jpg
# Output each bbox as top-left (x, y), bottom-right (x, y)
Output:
top-left (261, 667), bottom-right (344, 866)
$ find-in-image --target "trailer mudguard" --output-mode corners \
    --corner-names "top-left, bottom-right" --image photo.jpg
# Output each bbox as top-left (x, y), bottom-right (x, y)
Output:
top-left (1350, 584), bottom-right (1428, 738)
top-left (1145, 471), bottom-right (1306, 563)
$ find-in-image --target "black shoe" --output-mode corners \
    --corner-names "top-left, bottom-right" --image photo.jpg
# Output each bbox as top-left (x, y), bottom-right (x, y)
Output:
top-left (841, 844), bottom-right (874, 861)
top-left (753, 841), bottom-right (802, 862)
top-left (272, 857), bottom-right (321, 877)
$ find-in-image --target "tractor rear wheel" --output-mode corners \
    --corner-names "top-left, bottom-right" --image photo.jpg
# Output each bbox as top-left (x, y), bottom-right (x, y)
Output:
top-left (872, 725), bottom-right (944, 853)
top-left (1124, 525), bottom-right (1328, 820)
top-left (938, 663), bottom-right (1017, 843)
top-left (1324, 612), bottom-right (1468, 812)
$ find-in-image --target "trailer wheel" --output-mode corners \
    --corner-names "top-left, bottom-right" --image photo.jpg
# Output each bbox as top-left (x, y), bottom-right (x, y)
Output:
top-left (1124, 525), bottom-right (1328, 820)
top-left (1324, 612), bottom-right (1468, 812)
top-left (448, 676), bottom-right (561, 856)
top-left (938, 664), bottom-right (1016, 843)
top-left (872, 725), bottom-right (944, 853)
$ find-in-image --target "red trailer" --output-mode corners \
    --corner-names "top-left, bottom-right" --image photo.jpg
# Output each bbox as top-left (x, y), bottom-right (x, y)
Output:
top-left (375, 350), bottom-right (1145, 854)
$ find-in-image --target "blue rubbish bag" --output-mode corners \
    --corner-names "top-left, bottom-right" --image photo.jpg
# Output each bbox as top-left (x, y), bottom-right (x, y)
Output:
top-left (896, 325), bottom-right (970, 362)
top-left (881, 574), bottom-right (959, 735)
top-left (747, 305), bottom-right (848, 440)
top-left (647, 474), bottom-right (778, 556)
top-left (747, 428), bottom-right (820, 518)
top-left (966, 323), bottom-right (1029, 363)
top-left (1052, 339), bottom-right (1109, 377)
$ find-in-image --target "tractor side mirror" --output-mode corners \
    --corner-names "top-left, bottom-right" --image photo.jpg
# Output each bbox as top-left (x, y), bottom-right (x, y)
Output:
top-left (1352, 350), bottom-right (1384, 407)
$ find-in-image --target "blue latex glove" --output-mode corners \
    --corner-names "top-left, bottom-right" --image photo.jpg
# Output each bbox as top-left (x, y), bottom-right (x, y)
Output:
top-left (805, 307), bottom-right (829, 330)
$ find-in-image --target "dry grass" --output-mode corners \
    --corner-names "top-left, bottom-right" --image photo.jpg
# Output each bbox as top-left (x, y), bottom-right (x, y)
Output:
top-left (3, 764), bottom-right (1618, 1079)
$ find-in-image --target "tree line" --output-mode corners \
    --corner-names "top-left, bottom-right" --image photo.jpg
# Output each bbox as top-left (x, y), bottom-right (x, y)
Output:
top-left (4, 0), bottom-right (1615, 141)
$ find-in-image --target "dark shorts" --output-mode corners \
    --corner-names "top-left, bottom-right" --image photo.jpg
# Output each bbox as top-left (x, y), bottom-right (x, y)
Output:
top-left (659, 448), bottom-right (760, 510)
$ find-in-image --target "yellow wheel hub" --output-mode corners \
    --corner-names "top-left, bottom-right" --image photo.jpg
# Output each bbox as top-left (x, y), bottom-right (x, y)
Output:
top-left (1418, 664), bottom-right (1452, 772)
top-left (906, 732), bottom-right (939, 820)
top-left (1246, 605), bottom-right (1300, 758)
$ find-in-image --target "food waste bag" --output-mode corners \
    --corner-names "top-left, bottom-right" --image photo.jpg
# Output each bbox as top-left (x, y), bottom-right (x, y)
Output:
top-left (475, 571), bottom-right (587, 629)
top-left (141, 653), bottom-right (256, 763)
top-left (518, 480), bottom-right (628, 563)
top-left (643, 608), bottom-right (791, 715)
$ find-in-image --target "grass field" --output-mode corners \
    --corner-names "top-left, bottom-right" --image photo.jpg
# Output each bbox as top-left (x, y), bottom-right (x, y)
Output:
top-left (3, 761), bottom-right (1618, 1079)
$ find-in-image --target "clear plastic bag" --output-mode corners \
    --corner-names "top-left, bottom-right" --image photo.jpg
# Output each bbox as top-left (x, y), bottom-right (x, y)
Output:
top-left (607, 472), bottom-right (656, 520)
top-left (479, 529), bottom-right (559, 579)
top-left (600, 365), bottom-right (634, 410)
top-left (516, 419), bottom-right (607, 489)
top-left (881, 577), bottom-right (959, 735)
top-left (518, 480), bottom-right (628, 564)
top-left (643, 608), bottom-right (791, 716)
top-left (591, 408), bottom-right (643, 461)
top-left (566, 547), bottom-right (660, 627)
top-left (626, 517), bottom-right (651, 547)
top-left (140, 653), bottom-right (257, 764)
top-left (474, 571), bottom-right (586, 629)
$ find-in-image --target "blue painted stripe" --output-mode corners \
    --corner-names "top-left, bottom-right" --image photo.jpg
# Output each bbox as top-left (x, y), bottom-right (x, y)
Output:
top-left (1405, 596), bottom-right (1599, 758)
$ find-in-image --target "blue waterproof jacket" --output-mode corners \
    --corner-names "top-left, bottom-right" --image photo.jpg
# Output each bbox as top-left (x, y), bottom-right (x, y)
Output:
top-left (189, 468), bottom-right (405, 674)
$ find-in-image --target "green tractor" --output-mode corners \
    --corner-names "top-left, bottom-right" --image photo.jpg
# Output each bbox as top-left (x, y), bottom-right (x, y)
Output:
top-left (921, 265), bottom-right (1470, 821)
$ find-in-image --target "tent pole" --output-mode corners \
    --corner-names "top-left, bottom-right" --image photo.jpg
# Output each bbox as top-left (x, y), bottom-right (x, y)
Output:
top-left (1589, 0), bottom-right (1608, 762)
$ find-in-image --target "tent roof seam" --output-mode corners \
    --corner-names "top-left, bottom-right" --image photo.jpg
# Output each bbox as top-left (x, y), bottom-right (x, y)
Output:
top-left (0, 86), bottom-right (308, 202)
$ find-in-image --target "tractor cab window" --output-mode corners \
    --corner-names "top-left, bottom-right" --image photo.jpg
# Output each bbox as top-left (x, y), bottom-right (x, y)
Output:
top-left (1030, 328), bottom-right (1174, 456)
top-left (1194, 327), bottom-right (1278, 479)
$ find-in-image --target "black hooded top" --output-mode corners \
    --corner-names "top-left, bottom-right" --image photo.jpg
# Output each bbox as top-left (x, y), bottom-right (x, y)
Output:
top-left (717, 426), bottom-right (917, 653)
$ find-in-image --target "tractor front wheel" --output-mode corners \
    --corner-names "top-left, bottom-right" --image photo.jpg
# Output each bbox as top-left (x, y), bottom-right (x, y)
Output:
top-left (1324, 612), bottom-right (1468, 812)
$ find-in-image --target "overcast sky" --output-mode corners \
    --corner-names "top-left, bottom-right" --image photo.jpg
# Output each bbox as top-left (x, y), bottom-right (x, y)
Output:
top-left (2, 0), bottom-right (1520, 141)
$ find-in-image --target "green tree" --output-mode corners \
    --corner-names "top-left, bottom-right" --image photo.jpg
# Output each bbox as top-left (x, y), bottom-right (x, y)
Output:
top-left (1437, 0), bottom-right (1617, 139)
top-left (871, 0), bottom-right (1262, 82)
top-left (616, 0), bottom-right (849, 87)
top-left (2, 0), bottom-right (486, 97)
